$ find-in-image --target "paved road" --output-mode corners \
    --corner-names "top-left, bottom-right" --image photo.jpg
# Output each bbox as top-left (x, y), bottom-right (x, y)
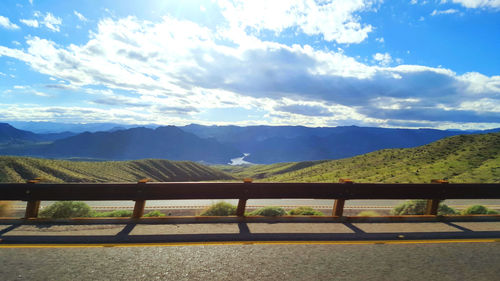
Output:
top-left (0, 242), bottom-right (499, 280)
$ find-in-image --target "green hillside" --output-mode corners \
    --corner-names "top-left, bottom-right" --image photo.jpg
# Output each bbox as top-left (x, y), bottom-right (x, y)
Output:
top-left (0, 157), bottom-right (235, 183)
top-left (214, 160), bottom-right (326, 179)
top-left (236, 132), bottom-right (500, 183)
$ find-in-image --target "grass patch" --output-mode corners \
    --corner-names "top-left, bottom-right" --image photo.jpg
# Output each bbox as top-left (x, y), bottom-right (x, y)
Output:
top-left (39, 201), bottom-right (93, 218)
top-left (288, 206), bottom-right (324, 216)
top-left (93, 210), bottom-right (133, 217)
top-left (461, 205), bottom-right (499, 215)
top-left (143, 210), bottom-right (166, 217)
top-left (200, 202), bottom-right (237, 216)
top-left (249, 206), bottom-right (287, 216)
top-left (391, 200), bottom-right (458, 215)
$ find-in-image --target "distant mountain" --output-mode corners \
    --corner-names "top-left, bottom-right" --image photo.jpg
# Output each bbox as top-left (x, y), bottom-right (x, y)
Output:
top-left (181, 124), bottom-right (489, 163)
top-left (6, 121), bottom-right (158, 134)
top-left (0, 126), bottom-right (241, 164)
top-left (0, 123), bottom-right (74, 144)
top-left (226, 132), bottom-right (500, 183)
top-left (0, 156), bottom-right (234, 183)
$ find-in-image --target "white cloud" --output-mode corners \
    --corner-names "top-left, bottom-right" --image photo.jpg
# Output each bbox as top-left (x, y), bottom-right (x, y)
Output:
top-left (11, 85), bottom-right (51, 97)
top-left (219, 0), bottom-right (378, 44)
top-left (20, 19), bottom-right (39, 28)
top-left (447, 0), bottom-right (500, 9)
top-left (74, 10), bottom-right (87, 22)
top-left (42, 12), bottom-right (62, 32)
top-left (431, 8), bottom-right (459, 15)
top-left (0, 15), bottom-right (499, 128)
top-left (375, 37), bottom-right (384, 43)
top-left (372, 52), bottom-right (392, 66)
top-left (0, 15), bottom-right (20, 29)
top-left (20, 12), bottom-right (62, 31)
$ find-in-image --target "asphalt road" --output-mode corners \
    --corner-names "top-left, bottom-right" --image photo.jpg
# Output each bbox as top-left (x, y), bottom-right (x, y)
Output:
top-left (0, 242), bottom-right (499, 281)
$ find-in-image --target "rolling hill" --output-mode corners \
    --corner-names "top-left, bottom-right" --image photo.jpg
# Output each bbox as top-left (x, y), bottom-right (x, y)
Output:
top-left (223, 132), bottom-right (500, 183)
top-left (0, 156), bottom-right (234, 183)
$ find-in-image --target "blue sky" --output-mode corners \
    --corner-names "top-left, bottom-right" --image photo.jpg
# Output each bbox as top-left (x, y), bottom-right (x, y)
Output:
top-left (0, 0), bottom-right (499, 129)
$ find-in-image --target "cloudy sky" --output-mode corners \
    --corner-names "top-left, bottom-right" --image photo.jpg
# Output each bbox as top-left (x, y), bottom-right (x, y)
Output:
top-left (0, 0), bottom-right (499, 129)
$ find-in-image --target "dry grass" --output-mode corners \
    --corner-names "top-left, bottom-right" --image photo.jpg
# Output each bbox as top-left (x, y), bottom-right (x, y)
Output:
top-left (0, 201), bottom-right (13, 216)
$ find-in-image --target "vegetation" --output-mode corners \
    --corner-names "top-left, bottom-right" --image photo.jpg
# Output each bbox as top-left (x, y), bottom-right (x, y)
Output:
top-left (143, 210), bottom-right (166, 217)
top-left (200, 202), bottom-right (237, 216)
top-left (93, 210), bottom-right (133, 217)
top-left (357, 211), bottom-right (381, 216)
top-left (249, 206), bottom-right (287, 216)
top-left (220, 133), bottom-right (500, 183)
top-left (0, 201), bottom-right (12, 216)
top-left (0, 157), bottom-right (234, 183)
top-left (214, 161), bottom-right (326, 180)
top-left (391, 200), bottom-right (458, 215)
top-left (288, 206), bottom-right (324, 216)
top-left (39, 201), bottom-right (94, 218)
top-left (461, 205), bottom-right (499, 215)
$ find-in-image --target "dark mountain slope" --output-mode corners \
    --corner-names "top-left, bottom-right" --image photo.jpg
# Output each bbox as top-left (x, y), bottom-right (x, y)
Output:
top-left (0, 126), bottom-right (241, 164)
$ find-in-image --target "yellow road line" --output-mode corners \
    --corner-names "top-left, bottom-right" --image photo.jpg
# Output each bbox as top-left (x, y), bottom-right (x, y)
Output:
top-left (0, 238), bottom-right (498, 248)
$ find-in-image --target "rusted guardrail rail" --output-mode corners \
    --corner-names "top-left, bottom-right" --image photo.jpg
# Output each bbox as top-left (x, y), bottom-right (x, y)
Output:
top-left (1, 179), bottom-right (499, 219)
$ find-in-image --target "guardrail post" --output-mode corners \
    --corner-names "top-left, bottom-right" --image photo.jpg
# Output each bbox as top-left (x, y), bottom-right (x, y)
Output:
top-left (24, 178), bottom-right (41, 219)
top-left (333, 179), bottom-right (352, 217)
top-left (132, 200), bottom-right (146, 219)
top-left (237, 199), bottom-right (247, 217)
top-left (133, 178), bottom-right (149, 219)
top-left (25, 200), bottom-right (40, 219)
top-left (426, 179), bottom-right (448, 215)
top-left (237, 178), bottom-right (252, 216)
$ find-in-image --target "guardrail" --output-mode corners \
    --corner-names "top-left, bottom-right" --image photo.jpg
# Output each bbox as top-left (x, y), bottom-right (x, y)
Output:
top-left (1, 179), bottom-right (499, 219)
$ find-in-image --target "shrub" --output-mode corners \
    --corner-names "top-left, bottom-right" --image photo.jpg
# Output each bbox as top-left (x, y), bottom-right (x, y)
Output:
top-left (0, 201), bottom-right (13, 217)
top-left (39, 201), bottom-right (93, 218)
top-left (462, 205), bottom-right (499, 215)
top-left (391, 200), bottom-right (458, 215)
top-left (288, 206), bottom-right (324, 216)
top-left (357, 211), bottom-right (380, 217)
top-left (200, 202), bottom-right (237, 216)
top-left (143, 210), bottom-right (166, 217)
top-left (93, 210), bottom-right (133, 217)
top-left (249, 206), bottom-right (287, 216)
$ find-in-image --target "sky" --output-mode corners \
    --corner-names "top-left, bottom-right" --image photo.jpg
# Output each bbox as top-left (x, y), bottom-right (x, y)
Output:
top-left (0, 0), bottom-right (499, 130)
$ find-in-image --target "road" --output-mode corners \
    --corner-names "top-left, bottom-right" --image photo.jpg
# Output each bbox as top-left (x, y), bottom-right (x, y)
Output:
top-left (1, 242), bottom-right (499, 280)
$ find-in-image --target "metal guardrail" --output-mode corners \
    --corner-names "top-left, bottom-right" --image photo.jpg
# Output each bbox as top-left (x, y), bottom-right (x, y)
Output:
top-left (0, 179), bottom-right (499, 219)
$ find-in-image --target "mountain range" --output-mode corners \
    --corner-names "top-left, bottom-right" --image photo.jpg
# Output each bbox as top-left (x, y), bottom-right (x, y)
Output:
top-left (219, 132), bottom-right (500, 183)
top-left (0, 122), bottom-right (499, 164)
top-left (2, 132), bottom-right (498, 183)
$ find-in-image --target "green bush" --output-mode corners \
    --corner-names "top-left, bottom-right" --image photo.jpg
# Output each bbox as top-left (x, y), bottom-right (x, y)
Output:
top-left (391, 200), bottom-right (458, 215)
top-left (200, 202), bottom-right (237, 216)
top-left (39, 201), bottom-right (93, 218)
top-left (357, 211), bottom-right (380, 216)
top-left (249, 206), bottom-right (287, 216)
top-left (288, 206), bottom-right (324, 216)
top-left (93, 210), bottom-right (133, 217)
top-left (462, 205), bottom-right (499, 215)
top-left (143, 210), bottom-right (166, 217)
